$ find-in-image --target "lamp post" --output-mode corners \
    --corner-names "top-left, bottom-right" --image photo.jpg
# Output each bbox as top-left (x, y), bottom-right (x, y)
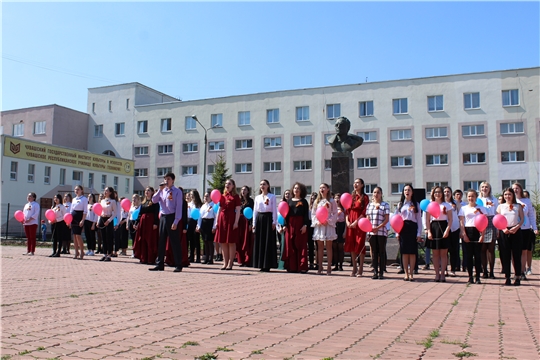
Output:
top-left (191, 115), bottom-right (207, 194)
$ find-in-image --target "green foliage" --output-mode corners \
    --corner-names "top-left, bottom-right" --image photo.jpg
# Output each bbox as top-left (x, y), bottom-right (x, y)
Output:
top-left (216, 347), bottom-right (233, 352)
top-left (207, 154), bottom-right (231, 194)
top-left (453, 351), bottom-right (477, 357)
top-left (197, 353), bottom-right (217, 360)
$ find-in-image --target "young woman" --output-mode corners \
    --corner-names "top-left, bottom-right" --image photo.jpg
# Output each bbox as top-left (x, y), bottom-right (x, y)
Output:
top-left (62, 193), bottom-right (73, 254)
top-left (114, 197), bottom-right (129, 257)
top-left (425, 186), bottom-right (453, 282)
top-left (237, 186), bottom-right (254, 267)
top-left (512, 183), bottom-right (538, 279)
top-left (478, 182), bottom-right (499, 279)
top-left (345, 178), bottom-right (370, 277)
top-left (96, 193), bottom-right (104, 254)
top-left (215, 179), bottom-right (242, 270)
top-left (497, 188), bottom-right (524, 286)
top-left (277, 189), bottom-right (292, 267)
top-left (187, 190), bottom-right (203, 263)
top-left (366, 187), bottom-right (390, 279)
top-left (253, 179), bottom-right (278, 272)
top-left (307, 192), bottom-right (318, 270)
top-left (332, 193), bottom-right (346, 271)
top-left (283, 182), bottom-right (310, 273)
top-left (71, 185), bottom-right (88, 259)
top-left (22, 192), bottom-right (40, 256)
top-left (444, 186), bottom-right (460, 277)
top-left (197, 191), bottom-right (216, 265)
top-left (134, 187), bottom-right (159, 265)
top-left (127, 194), bottom-right (141, 258)
top-left (49, 194), bottom-right (67, 257)
top-left (454, 189), bottom-right (466, 272)
top-left (459, 189), bottom-right (487, 284)
top-left (84, 193), bottom-right (97, 256)
top-left (98, 187), bottom-right (118, 262)
top-left (311, 183), bottom-right (338, 275)
top-left (395, 184), bottom-right (422, 281)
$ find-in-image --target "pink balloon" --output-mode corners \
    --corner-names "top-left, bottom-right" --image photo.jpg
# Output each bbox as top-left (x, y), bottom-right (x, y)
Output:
top-left (64, 213), bottom-right (73, 225)
top-left (121, 198), bottom-right (131, 212)
top-left (316, 206), bottom-right (328, 223)
top-left (340, 193), bottom-right (352, 209)
top-left (278, 201), bottom-right (289, 217)
top-left (45, 209), bottom-right (56, 222)
top-left (427, 201), bottom-right (441, 219)
top-left (211, 189), bottom-right (222, 204)
top-left (390, 214), bottom-right (404, 233)
top-left (14, 210), bottom-right (24, 223)
top-left (474, 214), bottom-right (488, 232)
top-left (358, 218), bottom-right (373, 232)
top-left (492, 214), bottom-right (508, 231)
top-left (92, 203), bottom-right (103, 216)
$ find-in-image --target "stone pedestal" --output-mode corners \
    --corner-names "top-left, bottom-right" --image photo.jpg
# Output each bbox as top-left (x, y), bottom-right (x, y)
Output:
top-left (331, 152), bottom-right (354, 195)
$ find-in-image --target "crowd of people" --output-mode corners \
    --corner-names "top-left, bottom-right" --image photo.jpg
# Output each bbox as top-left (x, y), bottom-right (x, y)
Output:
top-left (20, 174), bottom-right (537, 285)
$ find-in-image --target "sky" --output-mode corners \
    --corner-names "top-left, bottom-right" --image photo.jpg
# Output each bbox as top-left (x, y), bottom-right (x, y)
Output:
top-left (2, 1), bottom-right (539, 113)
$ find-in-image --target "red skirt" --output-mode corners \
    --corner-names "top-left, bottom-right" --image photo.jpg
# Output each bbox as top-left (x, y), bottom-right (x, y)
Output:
top-left (284, 216), bottom-right (308, 272)
top-left (236, 215), bottom-right (253, 265)
top-left (134, 213), bottom-right (158, 264)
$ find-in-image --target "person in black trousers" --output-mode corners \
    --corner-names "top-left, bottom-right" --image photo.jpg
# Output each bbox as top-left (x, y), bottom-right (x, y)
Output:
top-left (497, 188), bottom-right (524, 286)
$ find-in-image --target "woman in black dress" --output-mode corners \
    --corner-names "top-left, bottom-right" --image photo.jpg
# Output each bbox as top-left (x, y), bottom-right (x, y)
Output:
top-left (395, 184), bottom-right (422, 281)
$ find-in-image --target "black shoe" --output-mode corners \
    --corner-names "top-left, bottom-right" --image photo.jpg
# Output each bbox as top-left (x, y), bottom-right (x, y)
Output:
top-left (207, 261), bottom-right (214, 265)
top-left (514, 278), bottom-right (521, 286)
top-left (467, 277), bottom-right (474, 284)
top-left (49, 253), bottom-right (55, 257)
top-left (378, 274), bottom-right (384, 280)
top-left (521, 274), bottom-right (527, 281)
top-left (505, 278), bottom-right (512, 286)
top-left (482, 273), bottom-right (488, 279)
top-left (333, 266), bottom-right (339, 271)
top-left (104, 257), bottom-right (111, 262)
top-left (339, 265), bottom-right (344, 271)
top-left (174, 267), bottom-right (182, 272)
top-left (99, 256), bottom-right (107, 261)
top-left (489, 272), bottom-right (495, 279)
top-left (371, 273), bottom-right (378, 279)
top-left (475, 278), bottom-right (481, 284)
top-left (414, 269), bottom-right (419, 275)
top-left (423, 265), bottom-right (430, 270)
top-left (149, 266), bottom-right (164, 271)
top-left (397, 269), bottom-right (405, 274)
top-left (53, 253), bottom-right (61, 257)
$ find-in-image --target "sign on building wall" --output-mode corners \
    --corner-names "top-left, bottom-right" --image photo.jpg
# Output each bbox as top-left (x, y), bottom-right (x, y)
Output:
top-left (3, 136), bottom-right (134, 176)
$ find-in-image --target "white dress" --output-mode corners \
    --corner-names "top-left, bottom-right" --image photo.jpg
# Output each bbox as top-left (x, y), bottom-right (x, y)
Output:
top-left (311, 199), bottom-right (338, 241)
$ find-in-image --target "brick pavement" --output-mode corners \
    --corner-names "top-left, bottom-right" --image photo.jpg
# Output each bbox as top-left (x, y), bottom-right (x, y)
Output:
top-left (1, 245), bottom-right (538, 360)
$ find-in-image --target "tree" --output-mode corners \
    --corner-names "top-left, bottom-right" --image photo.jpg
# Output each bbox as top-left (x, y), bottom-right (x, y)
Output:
top-left (207, 154), bottom-right (231, 194)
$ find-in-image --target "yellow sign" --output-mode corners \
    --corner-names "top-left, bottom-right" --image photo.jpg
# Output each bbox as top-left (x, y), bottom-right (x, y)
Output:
top-left (4, 136), bottom-right (134, 176)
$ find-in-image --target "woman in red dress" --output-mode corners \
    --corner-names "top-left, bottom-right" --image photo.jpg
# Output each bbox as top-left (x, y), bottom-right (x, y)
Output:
top-left (345, 178), bottom-right (369, 277)
top-left (237, 186), bottom-right (254, 267)
top-left (133, 187), bottom-right (159, 264)
top-left (215, 179), bottom-right (242, 270)
top-left (284, 182), bottom-right (310, 273)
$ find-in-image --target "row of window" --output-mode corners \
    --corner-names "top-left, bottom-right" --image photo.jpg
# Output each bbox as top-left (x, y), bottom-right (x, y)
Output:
top-left (11, 121), bottom-right (47, 137)
top-left (91, 99), bottom-right (130, 114)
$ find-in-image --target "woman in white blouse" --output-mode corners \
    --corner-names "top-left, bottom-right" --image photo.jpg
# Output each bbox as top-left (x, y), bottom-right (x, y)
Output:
top-left (395, 184), bottom-right (422, 281)
top-left (366, 187), bottom-right (390, 280)
top-left (84, 193), bottom-right (98, 256)
top-left (478, 182), bottom-right (499, 279)
top-left (444, 186), bottom-right (461, 277)
top-left (512, 182), bottom-right (538, 280)
top-left (252, 179), bottom-right (278, 272)
top-left (49, 193), bottom-right (67, 257)
top-left (71, 185), bottom-right (88, 260)
top-left (311, 183), bottom-right (338, 275)
top-left (98, 187), bottom-right (119, 262)
top-left (197, 191), bottom-right (217, 265)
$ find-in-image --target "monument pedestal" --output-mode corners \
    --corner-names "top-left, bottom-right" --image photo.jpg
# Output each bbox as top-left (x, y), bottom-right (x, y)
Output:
top-left (331, 152), bottom-right (354, 195)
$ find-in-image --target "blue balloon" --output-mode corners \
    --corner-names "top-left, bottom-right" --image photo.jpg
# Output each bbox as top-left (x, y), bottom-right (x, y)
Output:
top-left (243, 207), bottom-right (253, 220)
top-left (131, 208), bottom-right (140, 221)
top-left (113, 217), bottom-right (118, 226)
top-left (476, 198), bottom-right (484, 207)
top-left (191, 208), bottom-right (200, 220)
top-left (420, 199), bottom-right (430, 212)
top-left (523, 217), bottom-right (529, 228)
top-left (213, 203), bottom-right (220, 214)
top-left (278, 214), bottom-right (285, 226)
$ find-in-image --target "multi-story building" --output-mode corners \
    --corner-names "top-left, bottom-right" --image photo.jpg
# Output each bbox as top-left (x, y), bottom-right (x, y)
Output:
top-left (86, 67), bottom-right (539, 202)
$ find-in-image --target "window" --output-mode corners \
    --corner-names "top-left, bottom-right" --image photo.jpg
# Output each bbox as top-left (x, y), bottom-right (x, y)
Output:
top-left (161, 118), bottom-right (172, 132)
top-left (426, 154), bottom-right (448, 166)
top-left (211, 113), bottom-right (223, 127)
top-left (60, 168), bottom-right (66, 186)
top-left (293, 160), bottom-right (312, 171)
top-left (126, 98), bottom-right (130, 110)
top-left (101, 174), bottom-right (106, 190)
top-left (357, 157), bottom-right (378, 168)
top-left (185, 116), bottom-right (197, 130)
top-left (264, 137), bottom-right (281, 148)
top-left (208, 141), bottom-right (225, 151)
top-left (33, 121), bottom-right (46, 135)
top-left (365, 184), bottom-right (377, 194)
top-left (92, 102), bottom-right (96, 113)
top-left (324, 134), bottom-right (332, 145)
top-left (463, 181), bottom-right (484, 191)
top-left (428, 95), bottom-right (444, 112)
top-left (108, 100), bottom-right (112, 111)
top-left (391, 156), bottom-right (412, 167)
top-left (391, 183), bottom-right (406, 194)
top-left (113, 176), bottom-right (118, 191)
top-left (235, 163), bottom-right (252, 173)
top-left (137, 121), bottom-right (148, 134)
top-left (182, 166), bottom-right (197, 176)
top-left (158, 145), bottom-right (173, 154)
top-left (27, 164), bottom-right (35, 183)
top-left (267, 109), bottom-right (280, 124)
top-left (207, 165), bottom-right (215, 174)
top-left (88, 173), bottom-right (94, 189)
top-left (103, 150), bottom-right (115, 157)
top-left (238, 111), bottom-right (250, 126)
top-left (357, 131), bottom-right (377, 142)
top-left (134, 168), bottom-right (148, 177)
top-left (13, 123), bottom-right (24, 137)
top-left (270, 186), bottom-right (282, 196)
top-left (306, 186), bottom-right (312, 194)
top-left (94, 125), bottom-right (103, 137)
top-left (73, 171), bottom-right (82, 182)
top-left (10, 161), bottom-right (17, 181)
top-left (500, 122), bottom-right (524, 134)
top-left (235, 139), bottom-right (253, 150)
top-left (324, 160), bottom-right (331, 170)
top-left (393, 98), bottom-right (408, 114)
top-left (501, 151), bottom-right (525, 163)
top-left (125, 178), bottom-right (130, 193)
top-left (134, 146), bottom-right (149, 156)
top-left (463, 153), bottom-right (486, 164)
top-left (425, 127), bottom-right (448, 138)
top-left (293, 135), bottom-right (313, 147)
top-left (502, 89), bottom-right (519, 106)
top-left (359, 101), bottom-right (374, 117)
top-left (115, 122), bottom-right (125, 136)
top-left (183, 143), bottom-right (198, 153)
top-left (326, 104), bottom-right (341, 119)
top-left (264, 162), bottom-right (282, 172)
top-left (462, 125), bottom-right (484, 137)
top-left (296, 106), bottom-right (310, 121)
top-left (427, 181), bottom-right (449, 190)
top-left (502, 179), bottom-right (525, 189)
top-left (43, 166), bottom-right (51, 185)
top-left (464, 92), bottom-right (480, 109)
top-left (134, 190), bottom-right (144, 197)
top-left (390, 129), bottom-right (412, 141)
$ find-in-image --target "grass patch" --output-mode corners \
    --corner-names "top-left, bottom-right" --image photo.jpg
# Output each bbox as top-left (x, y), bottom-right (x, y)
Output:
top-left (321, 358), bottom-right (334, 360)
top-left (429, 329), bottom-right (440, 338)
top-left (18, 350), bottom-right (30, 355)
top-left (196, 353), bottom-right (217, 360)
top-left (452, 300), bottom-right (459, 306)
top-left (37, 346), bottom-right (45, 351)
top-left (453, 351), bottom-right (477, 357)
top-left (417, 338), bottom-right (433, 348)
top-left (251, 349), bottom-right (263, 354)
top-left (216, 347), bottom-right (233, 352)
top-left (441, 339), bottom-right (469, 349)
top-left (1, 356), bottom-right (12, 360)
top-left (182, 341), bottom-right (199, 348)
top-left (69, 294), bottom-right (79, 298)
top-left (498, 320), bottom-right (505, 326)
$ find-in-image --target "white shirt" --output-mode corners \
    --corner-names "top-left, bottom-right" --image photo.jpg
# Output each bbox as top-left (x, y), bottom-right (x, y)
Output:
top-left (517, 197), bottom-right (537, 231)
top-left (458, 204), bottom-right (488, 227)
top-left (253, 193), bottom-right (278, 228)
top-left (197, 202), bottom-right (217, 229)
top-left (100, 198), bottom-right (118, 221)
top-left (71, 195), bottom-right (88, 213)
top-left (478, 196), bottom-right (498, 216)
top-left (86, 204), bottom-right (97, 223)
top-left (429, 202), bottom-right (453, 222)
top-left (23, 201), bottom-right (40, 226)
top-left (497, 203), bottom-right (521, 227)
top-left (396, 201), bottom-right (422, 237)
top-left (51, 203), bottom-right (67, 223)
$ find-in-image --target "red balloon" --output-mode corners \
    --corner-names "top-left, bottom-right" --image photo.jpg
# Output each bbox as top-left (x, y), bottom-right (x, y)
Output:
top-left (45, 209), bottom-right (56, 222)
top-left (358, 218), bottom-right (373, 232)
top-left (64, 213), bottom-right (73, 225)
top-left (492, 214), bottom-right (508, 230)
top-left (121, 198), bottom-right (131, 212)
top-left (340, 193), bottom-right (352, 210)
top-left (92, 203), bottom-right (103, 216)
top-left (14, 210), bottom-right (24, 223)
top-left (316, 206), bottom-right (328, 223)
top-left (474, 214), bottom-right (488, 232)
top-left (390, 214), bottom-right (404, 233)
top-left (427, 201), bottom-right (441, 219)
top-left (278, 201), bottom-right (289, 217)
top-left (211, 189), bottom-right (222, 204)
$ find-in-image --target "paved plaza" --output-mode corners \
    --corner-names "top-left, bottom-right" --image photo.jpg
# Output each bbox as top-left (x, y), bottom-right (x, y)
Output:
top-left (1, 245), bottom-right (539, 360)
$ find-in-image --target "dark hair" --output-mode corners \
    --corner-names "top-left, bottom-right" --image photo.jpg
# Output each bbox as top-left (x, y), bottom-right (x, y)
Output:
top-left (105, 186), bottom-right (116, 199)
top-left (351, 177), bottom-right (366, 200)
top-left (63, 193), bottom-right (72, 202)
top-left (399, 184), bottom-right (419, 213)
top-left (466, 189), bottom-right (478, 200)
top-left (502, 187), bottom-right (518, 204)
top-left (190, 190), bottom-right (203, 208)
top-left (443, 186), bottom-right (455, 206)
top-left (259, 179), bottom-right (271, 194)
top-left (334, 193), bottom-right (344, 211)
top-left (28, 192), bottom-right (37, 201)
top-left (292, 182), bottom-right (307, 199)
top-left (430, 186), bottom-right (443, 202)
top-left (453, 189), bottom-right (463, 196)
top-left (372, 186), bottom-right (383, 201)
top-left (74, 185), bottom-right (84, 195)
top-left (142, 187), bottom-right (155, 205)
top-left (240, 186), bottom-right (252, 206)
top-left (309, 192), bottom-right (318, 207)
top-left (88, 193), bottom-right (95, 204)
top-left (164, 172), bottom-right (175, 181)
top-left (53, 194), bottom-right (63, 206)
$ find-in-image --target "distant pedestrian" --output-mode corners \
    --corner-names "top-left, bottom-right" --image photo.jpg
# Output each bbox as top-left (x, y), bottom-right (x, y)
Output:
top-left (23, 192), bottom-right (40, 255)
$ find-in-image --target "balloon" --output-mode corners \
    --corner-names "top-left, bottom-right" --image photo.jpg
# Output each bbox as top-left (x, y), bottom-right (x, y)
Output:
top-left (316, 206), bottom-right (328, 223)
top-left (358, 218), bottom-right (373, 232)
top-left (243, 207), bottom-right (253, 220)
top-left (476, 198), bottom-right (484, 207)
top-left (278, 214), bottom-right (285, 225)
top-left (427, 202), bottom-right (441, 219)
top-left (191, 208), bottom-right (200, 220)
top-left (278, 201), bottom-right (289, 217)
top-left (92, 203), bottom-right (103, 216)
top-left (113, 217), bottom-right (118, 226)
top-left (523, 217), bottom-right (529, 228)
top-left (45, 209), bottom-right (56, 222)
top-left (121, 198), bottom-right (131, 212)
top-left (14, 210), bottom-right (24, 223)
top-left (131, 208), bottom-right (140, 221)
top-left (474, 214), bottom-right (488, 232)
top-left (420, 199), bottom-right (430, 212)
top-left (390, 214), bottom-right (404, 233)
top-left (63, 213), bottom-right (73, 225)
top-left (340, 193), bottom-right (352, 209)
top-left (492, 214), bottom-right (508, 230)
top-left (211, 189), bottom-right (222, 204)
top-left (213, 203), bottom-right (220, 214)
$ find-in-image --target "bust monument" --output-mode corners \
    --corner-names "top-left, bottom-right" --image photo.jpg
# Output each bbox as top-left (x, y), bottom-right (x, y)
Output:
top-left (327, 116), bottom-right (364, 154)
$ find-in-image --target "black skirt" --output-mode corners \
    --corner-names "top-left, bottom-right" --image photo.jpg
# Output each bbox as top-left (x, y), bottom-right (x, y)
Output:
top-left (399, 220), bottom-right (418, 254)
top-left (253, 212), bottom-right (278, 269)
top-left (426, 220), bottom-right (449, 249)
top-left (71, 210), bottom-right (84, 235)
top-left (335, 222), bottom-right (346, 243)
top-left (465, 226), bottom-right (480, 242)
